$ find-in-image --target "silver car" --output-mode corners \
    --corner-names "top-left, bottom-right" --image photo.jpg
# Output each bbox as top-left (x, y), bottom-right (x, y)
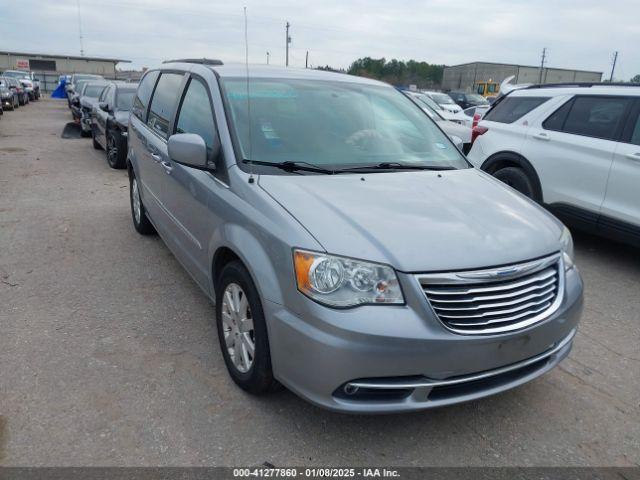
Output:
top-left (127, 61), bottom-right (583, 413)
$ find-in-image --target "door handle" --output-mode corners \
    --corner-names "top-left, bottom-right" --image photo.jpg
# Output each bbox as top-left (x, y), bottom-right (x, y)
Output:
top-left (160, 161), bottom-right (173, 174)
top-left (625, 153), bottom-right (640, 162)
top-left (533, 132), bottom-right (550, 141)
top-left (151, 153), bottom-right (161, 162)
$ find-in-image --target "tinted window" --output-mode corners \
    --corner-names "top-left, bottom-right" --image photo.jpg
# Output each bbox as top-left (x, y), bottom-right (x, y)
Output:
top-left (116, 90), bottom-right (136, 110)
top-left (98, 85), bottom-right (110, 102)
top-left (176, 78), bottom-right (217, 158)
top-left (561, 96), bottom-right (632, 140)
top-left (147, 73), bottom-right (183, 138)
top-left (543, 99), bottom-right (573, 130)
top-left (630, 113), bottom-right (640, 146)
top-left (132, 70), bottom-right (160, 121)
top-left (484, 96), bottom-right (549, 123)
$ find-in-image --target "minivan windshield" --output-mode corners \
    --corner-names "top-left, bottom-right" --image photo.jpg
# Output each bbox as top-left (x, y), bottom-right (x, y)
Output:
top-left (221, 78), bottom-right (468, 171)
top-left (83, 84), bottom-right (106, 98)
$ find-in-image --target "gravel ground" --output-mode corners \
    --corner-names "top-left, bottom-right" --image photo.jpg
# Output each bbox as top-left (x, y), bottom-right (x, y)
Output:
top-left (0, 99), bottom-right (638, 467)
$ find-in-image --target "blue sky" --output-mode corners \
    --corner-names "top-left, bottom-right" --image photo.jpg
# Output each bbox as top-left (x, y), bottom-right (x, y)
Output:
top-left (0, 0), bottom-right (638, 79)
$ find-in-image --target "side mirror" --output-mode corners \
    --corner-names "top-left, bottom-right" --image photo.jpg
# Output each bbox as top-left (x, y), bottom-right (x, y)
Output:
top-left (168, 133), bottom-right (217, 171)
top-left (98, 102), bottom-right (109, 112)
top-left (449, 135), bottom-right (464, 151)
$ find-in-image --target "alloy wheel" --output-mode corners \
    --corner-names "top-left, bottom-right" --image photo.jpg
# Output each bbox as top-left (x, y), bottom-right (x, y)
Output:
top-left (107, 134), bottom-right (118, 166)
top-left (221, 283), bottom-right (255, 373)
top-left (131, 177), bottom-right (141, 224)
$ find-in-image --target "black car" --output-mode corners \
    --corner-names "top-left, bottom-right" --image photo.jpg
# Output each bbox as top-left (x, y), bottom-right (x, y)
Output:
top-left (0, 77), bottom-right (19, 111)
top-left (448, 91), bottom-right (489, 110)
top-left (71, 81), bottom-right (108, 135)
top-left (92, 82), bottom-right (137, 169)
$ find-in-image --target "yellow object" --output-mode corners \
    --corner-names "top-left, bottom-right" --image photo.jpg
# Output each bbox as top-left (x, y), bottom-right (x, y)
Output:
top-left (475, 81), bottom-right (499, 97)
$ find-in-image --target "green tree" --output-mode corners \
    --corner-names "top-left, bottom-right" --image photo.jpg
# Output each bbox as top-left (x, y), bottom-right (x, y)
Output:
top-left (631, 74), bottom-right (640, 83)
top-left (347, 57), bottom-right (444, 88)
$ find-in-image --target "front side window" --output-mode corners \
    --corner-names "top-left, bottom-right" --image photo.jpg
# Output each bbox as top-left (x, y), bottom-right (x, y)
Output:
top-left (561, 96), bottom-right (632, 141)
top-left (132, 70), bottom-right (160, 121)
top-left (221, 78), bottom-right (468, 171)
top-left (484, 96), bottom-right (550, 124)
top-left (147, 73), bottom-right (183, 139)
top-left (116, 90), bottom-right (136, 111)
top-left (175, 78), bottom-right (217, 158)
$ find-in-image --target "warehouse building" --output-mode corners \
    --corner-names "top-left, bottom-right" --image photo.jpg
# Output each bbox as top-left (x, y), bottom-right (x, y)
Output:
top-left (442, 61), bottom-right (603, 93)
top-left (0, 51), bottom-right (130, 92)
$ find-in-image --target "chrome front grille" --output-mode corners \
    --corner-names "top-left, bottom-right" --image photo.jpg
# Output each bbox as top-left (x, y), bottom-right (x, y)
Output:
top-left (417, 254), bottom-right (563, 334)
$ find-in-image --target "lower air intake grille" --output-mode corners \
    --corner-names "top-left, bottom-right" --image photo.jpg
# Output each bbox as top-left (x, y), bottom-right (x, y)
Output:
top-left (417, 254), bottom-right (563, 334)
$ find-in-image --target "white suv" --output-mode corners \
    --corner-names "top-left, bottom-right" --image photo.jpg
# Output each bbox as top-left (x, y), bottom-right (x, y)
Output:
top-left (467, 84), bottom-right (640, 247)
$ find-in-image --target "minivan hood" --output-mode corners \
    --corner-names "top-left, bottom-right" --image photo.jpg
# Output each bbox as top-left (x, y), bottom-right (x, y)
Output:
top-left (259, 168), bottom-right (563, 272)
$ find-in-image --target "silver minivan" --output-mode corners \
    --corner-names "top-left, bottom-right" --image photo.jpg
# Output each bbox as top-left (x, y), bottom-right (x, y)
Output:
top-left (127, 60), bottom-right (583, 413)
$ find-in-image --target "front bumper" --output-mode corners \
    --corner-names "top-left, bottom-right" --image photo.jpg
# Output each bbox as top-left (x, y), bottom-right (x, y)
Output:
top-left (265, 266), bottom-right (583, 413)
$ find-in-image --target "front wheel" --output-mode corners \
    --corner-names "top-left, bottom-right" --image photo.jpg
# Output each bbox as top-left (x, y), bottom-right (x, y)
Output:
top-left (493, 167), bottom-right (536, 200)
top-left (216, 261), bottom-right (278, 394)
top-left (106, 130), bottom-right (126, 169)
top-left (129, 169), bottom-right (156, 235)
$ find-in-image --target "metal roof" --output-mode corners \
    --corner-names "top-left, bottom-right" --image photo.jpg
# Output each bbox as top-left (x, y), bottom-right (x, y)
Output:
top-left (445, 61), bottom-right (602, 75)
top-left (0, 50), bottom-right (130, 64)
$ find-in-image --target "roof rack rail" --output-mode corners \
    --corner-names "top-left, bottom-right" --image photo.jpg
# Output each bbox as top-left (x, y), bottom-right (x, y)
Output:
top-left (162, 58), bottom-right (224, 66)
top-left (525, 82), bottom-right (640, 89)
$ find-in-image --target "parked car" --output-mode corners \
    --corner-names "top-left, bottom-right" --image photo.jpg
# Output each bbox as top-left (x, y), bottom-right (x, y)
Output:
top-left (5, 77), bottom-right (28, 106)
top-left (2, 70), bottom-right (40, 100)
top-left (72, 81), bottom-right (108, 135)
top-left (448, 91), bottom-right (490, 110)
top-left (66, 73), bottom-right (104, 107)
top-left (467, 83), bottom-right (640, 247)
top-left (0, 77), bottom-right (19, 111)
top-left (423, 91), bottom-right (463, 113)
top-left (126, 61), bottom-right (583, 413)
top-left (462, 105), bottom-right (490, 128)
top-left (404, 90), bottom-right (472, 152)
top-left (92, 82), bottom-right (137, 168)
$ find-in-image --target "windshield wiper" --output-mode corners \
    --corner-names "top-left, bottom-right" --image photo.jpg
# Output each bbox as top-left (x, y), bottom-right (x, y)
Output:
top-left (242, 159), bottom-right (334, 174)
top-left (336, 162), bottom-right (456, 172)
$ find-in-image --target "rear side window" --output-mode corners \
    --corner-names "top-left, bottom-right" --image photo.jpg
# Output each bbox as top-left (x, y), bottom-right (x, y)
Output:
top-left (560, 96), bottom-right (632, 141)
top-left (484, 96), bottom-right (550, 123)
top-left (147, 73), bottom-right (184, 139)
top-left (132, 70), bottom-right (160, 121)
top-left (175, 78), bottom-right (217, 158)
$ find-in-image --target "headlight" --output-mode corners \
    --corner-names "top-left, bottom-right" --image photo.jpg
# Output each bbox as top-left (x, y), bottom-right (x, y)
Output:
top-left (293, 249), bottom-right (404, 307)
top-left (560, 226), bottom-right (575, 270)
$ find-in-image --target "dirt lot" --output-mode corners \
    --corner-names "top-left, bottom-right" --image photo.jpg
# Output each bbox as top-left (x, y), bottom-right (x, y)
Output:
top-left (0, 99), bottom-right (638, 467)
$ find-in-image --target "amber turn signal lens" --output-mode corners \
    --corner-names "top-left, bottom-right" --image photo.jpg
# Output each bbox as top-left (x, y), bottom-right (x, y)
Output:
top-left (293, 250), bottom-right (315, 291)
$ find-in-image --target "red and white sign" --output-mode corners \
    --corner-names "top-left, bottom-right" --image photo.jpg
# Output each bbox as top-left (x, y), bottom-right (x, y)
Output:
top-left (16, 59), bottom-right (30, 70)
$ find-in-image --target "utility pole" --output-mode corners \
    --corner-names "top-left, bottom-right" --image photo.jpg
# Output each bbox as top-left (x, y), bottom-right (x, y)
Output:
top-left (538, 47), bottom-right (547, 84)
top-left (266, 51), bottom-right (270, 65)
top-left (285, 22), bottom-right (291, 67)
top-left (610, 51), bottom-right (618, 82)
top-left (76, 0), bottom-right (85, 57)
top-left (305, 51), bottom-right (309, 69)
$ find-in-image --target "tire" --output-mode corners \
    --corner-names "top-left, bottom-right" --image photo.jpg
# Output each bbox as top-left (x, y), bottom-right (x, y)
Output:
top-left (216, 261), bottom-right (278, 395)
top-left (92, 128), bottom-right (103, 150)
top-left (106, 130), bottom-right (126, 169)
top-left (129, 169), bottom-right (156, 235)
top-left (493, 167), bottom-right (536, 199)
